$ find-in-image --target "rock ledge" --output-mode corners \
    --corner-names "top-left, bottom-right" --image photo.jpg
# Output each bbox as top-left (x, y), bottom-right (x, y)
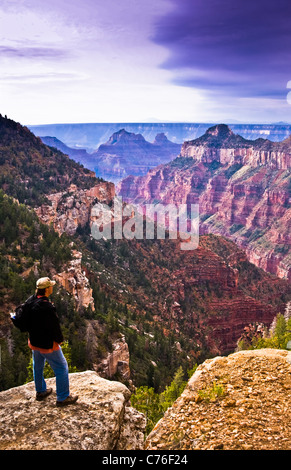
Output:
top-left (146, 349), bottom-right (291, 450)
top-left (0, 370), bottom-right (145, 450)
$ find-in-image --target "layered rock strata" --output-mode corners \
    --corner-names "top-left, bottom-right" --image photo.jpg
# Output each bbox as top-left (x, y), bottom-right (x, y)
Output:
top-left (181, 124), bottom-right (291, 170)
top-left (117, 125), bottom-right (291, 280)
top-left (145, 235), bottom-right (284, 355)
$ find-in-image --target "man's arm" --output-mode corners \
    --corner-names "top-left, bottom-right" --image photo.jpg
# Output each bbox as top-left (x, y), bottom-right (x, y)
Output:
top-left (48, 304), bottom-right (64, 344)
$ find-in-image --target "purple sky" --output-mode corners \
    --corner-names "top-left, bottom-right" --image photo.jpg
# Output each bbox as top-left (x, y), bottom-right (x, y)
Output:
top-left (153, 0), bottom-right (291, 97)
top-left (1, 0), bottom-right (291, 124)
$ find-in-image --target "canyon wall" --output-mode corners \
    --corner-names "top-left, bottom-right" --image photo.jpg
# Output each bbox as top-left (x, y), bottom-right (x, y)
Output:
top-left (181, 124), bottom-right (291, 170)
top-left (146, 235), bottom-right (283, 356)
top-left (117, 125), bottom-right (291, 280)
top-left (181, 145), bottom-right (290, 170)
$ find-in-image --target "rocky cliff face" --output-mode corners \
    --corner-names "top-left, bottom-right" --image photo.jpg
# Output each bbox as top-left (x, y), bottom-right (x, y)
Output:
top-left (0, 370), bottom-right (145, 450)
top-left (117, 125), bottom-right (291, 280)
top-left (54, 249), bottom-right (95, 312)
top-left (145, 348), bottom-right (291, 450)
top-left (133, 234), bottom-right (288, 356)
top-left (181, 124), bottom-right (291, 170)
top-left (34, 181), bottom-right (115, 312)
top-left (35, 181), bottom-right (115, 236)
top-left (95, 335), bottom-right (131, 383)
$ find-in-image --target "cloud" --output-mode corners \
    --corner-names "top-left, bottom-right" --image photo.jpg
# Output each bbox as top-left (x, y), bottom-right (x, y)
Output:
top-left (0, 72), bottom-right (85, 84)
top-left (151, 0), bottom-right (291, 98)
top-left (0, 45), bottom-right (68, 60)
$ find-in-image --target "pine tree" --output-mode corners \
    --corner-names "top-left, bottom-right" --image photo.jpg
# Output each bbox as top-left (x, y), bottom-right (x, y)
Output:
top-left (160, 366), bottom-right (186, 410)
top-left (284, 301), bottom-right (291, 322)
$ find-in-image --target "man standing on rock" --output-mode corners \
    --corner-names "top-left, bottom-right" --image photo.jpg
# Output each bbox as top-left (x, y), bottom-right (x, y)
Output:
top-left (11, 277), bottom-right (78, 407)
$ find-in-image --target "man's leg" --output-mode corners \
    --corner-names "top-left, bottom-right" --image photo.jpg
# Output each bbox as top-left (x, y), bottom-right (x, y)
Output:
top-left (32, 350), bottom-right (47, 394)
top-left (45, 347), bottom-right (70, 402)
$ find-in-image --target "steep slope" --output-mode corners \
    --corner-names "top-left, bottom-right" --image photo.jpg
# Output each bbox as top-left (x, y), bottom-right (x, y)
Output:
top-left (40, 135), bottom-right (91, 169)
top-left (0, 114), bottom-right (100, 206)
top-left (117, 124), bottom-right (291, 279)
top-left (74, 229), bottom-right (291, 388)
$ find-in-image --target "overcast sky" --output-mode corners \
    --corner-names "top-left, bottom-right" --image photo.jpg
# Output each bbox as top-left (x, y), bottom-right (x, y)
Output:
top-left (1, 0), bottom-right (291, 124)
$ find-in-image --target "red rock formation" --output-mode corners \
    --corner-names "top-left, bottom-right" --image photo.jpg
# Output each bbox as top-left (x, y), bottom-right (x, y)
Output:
top-left (117, 125), bottom-right (291, 280)
top-left (181, 124), bottom-right (291, 169)
top-left (161, 240), bottom-right (278, 354)
top-left (104, 234), bottom-right (290, 358)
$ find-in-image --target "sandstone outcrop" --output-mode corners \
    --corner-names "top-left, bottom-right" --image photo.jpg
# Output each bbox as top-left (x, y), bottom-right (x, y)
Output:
top-left (34, 181), bottom-right (115, 311)
top-left (145, 348), bottom-right (291, 450)
top-left (54, 249), bottom-right (95, 312)
top-left (35, 181), bottom-right (115, 236)
top-left (0, 370), bottom-right (145, 450)
top-left (95, 335), bottom-right (131, 382)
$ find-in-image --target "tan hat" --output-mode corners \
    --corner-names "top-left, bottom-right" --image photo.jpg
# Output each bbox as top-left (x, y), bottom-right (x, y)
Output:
top-left (36, 277), bottom-right (56, 289)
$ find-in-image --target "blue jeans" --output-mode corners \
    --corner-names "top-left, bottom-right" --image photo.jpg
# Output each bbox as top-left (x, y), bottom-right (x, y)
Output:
top-left (32, 347), bottom-right (69, 402)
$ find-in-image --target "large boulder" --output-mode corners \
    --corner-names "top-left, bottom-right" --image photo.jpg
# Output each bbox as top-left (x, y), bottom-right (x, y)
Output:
top-left (0, 370), bottom-right (145, 450)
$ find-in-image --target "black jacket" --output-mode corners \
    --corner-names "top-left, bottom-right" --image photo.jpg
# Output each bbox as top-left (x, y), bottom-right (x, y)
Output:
top-left (25, 295), bottom-right (64, 349)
